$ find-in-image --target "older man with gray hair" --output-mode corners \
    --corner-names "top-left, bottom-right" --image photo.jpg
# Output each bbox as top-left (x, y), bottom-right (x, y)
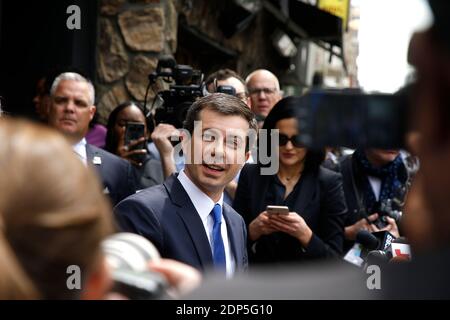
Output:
top-left (47, 72), bottom-right (135, 205)
top-left (245, 69), bottom-right (283, 124)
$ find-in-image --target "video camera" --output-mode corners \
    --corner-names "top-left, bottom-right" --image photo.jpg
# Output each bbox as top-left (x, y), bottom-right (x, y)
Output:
top-left (148, 56), bottom-right (204, 129)
top-left (147, 57), bottom-right (241, 129)
top-left (295, 88), bottom-right (410, 149)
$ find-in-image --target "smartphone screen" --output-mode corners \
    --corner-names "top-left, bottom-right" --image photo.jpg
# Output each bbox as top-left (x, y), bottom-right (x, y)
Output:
top-left (125, 122), bottom-right (146, 162)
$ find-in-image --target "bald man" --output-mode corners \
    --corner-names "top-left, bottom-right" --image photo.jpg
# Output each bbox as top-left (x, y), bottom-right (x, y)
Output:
top-left (245, 69), bottom-right (282, 121)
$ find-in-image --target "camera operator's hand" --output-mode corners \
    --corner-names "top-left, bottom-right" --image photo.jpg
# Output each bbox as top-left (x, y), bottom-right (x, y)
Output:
top-left (369, 216), bottom-right (400, 238)
top-left (268, 212), bottom-right (313, 248)
top-left (344, 213), bottom-right (379, 240)
top-left (248, 211), bottom-right (279, 241)
top-left (151, 124), bottom-right (180, 178)
top-left (117, 127), bottom-right (147, 167)
top-left (149, 258), bottom-right (202, 298)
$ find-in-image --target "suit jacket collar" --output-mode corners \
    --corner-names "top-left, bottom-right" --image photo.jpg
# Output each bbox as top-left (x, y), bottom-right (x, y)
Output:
top-left (85, 143), bottom-right (98, 165)
top-left (222, 204), bottom-right (243, 270)
top-left (164, 174), bottom-right (242, 270)
top-left (164, 175), bottom-right (213, 268)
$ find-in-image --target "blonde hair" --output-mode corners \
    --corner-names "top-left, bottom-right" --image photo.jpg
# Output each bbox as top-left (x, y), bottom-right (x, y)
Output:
top-left (0, 118), bottom-right (113, 299)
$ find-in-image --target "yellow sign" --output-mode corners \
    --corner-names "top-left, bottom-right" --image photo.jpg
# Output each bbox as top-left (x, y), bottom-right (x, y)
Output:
top-left (318, 0), bottom-right (350, 30)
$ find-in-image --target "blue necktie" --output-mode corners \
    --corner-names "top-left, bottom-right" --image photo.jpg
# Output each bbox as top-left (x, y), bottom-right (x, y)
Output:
top-left (211, 204), bottom-right (226, 271)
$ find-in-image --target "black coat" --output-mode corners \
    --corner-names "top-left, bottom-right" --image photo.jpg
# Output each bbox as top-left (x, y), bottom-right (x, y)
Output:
top-left (233, 164), bottom-right (347, 264)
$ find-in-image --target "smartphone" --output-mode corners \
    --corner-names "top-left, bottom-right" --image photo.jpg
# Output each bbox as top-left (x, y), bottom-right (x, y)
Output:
top-left (125, 122), bottom-right (146, 162)
top-left (266, 205), bottom-right (290, 215)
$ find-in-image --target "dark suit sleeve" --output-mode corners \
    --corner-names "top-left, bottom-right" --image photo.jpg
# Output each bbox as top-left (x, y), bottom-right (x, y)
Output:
top-left (113, 197), bottom-right (164, 253)
top-left (304, 170), bottom-right (347, 258)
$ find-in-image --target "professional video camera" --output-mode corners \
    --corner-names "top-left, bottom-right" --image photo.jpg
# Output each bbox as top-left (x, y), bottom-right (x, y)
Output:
top-left (146, 56), bottom-right (240, 129)
top-left (295, 88), bottom-right (409, 149)
top-left (146, 56), bottom-right (204, 129)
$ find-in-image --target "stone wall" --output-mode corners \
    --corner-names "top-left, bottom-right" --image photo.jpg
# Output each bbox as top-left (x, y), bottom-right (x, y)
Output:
top-left (95, 0), bottom-right (290, 124)
top-left (96, 0), bottom-right (178, 124)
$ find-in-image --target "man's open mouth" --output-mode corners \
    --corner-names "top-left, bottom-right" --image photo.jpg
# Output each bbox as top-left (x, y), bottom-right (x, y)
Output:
top-left (202, 163), bottom-right (225, 172)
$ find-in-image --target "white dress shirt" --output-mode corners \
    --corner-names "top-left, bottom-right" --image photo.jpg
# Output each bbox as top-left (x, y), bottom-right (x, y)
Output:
top-left (72, 138), bottom-right (88, 166)
top-left (177, 170), bottom-right (236, 278)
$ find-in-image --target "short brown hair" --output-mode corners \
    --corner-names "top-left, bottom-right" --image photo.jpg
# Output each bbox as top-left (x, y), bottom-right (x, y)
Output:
top-left (0, 118), bottom-right (113, 299)
top-left (183, 93), bottom-right (258, 152)
top-left (205, 69), bottom-right (246, 88)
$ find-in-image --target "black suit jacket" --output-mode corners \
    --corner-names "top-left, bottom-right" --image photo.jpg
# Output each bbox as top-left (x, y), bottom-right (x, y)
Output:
top-left (233, 164), bottom-right (347, 263)
top-left (86, 144), bottom-right (136, 206)
top-left (113, 174), bottom-right (248, 273)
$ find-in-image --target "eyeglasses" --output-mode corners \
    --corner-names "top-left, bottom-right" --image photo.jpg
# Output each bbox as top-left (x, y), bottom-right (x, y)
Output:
top-left (279, 134), bottom-right (304, 148)
top-left (248, 87), bottom-right (278, 96)
top-left (235, 92), bottom-right (248, 100)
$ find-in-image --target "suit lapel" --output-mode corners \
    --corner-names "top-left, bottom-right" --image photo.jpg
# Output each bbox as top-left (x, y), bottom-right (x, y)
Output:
top-left (222, 205), bottom-right (242, 270)
top-left (85, 144), bottom-right (102, 167)
top-left (164, 175), bottom-right (213, 269)
top-left (292, 171), bottom-right (316, 216)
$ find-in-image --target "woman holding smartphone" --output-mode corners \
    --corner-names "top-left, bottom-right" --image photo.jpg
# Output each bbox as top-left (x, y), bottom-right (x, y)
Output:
top-left (233, 96), bottom-right (347, 264)
top-left (105, 101), bottom-right (164, 190)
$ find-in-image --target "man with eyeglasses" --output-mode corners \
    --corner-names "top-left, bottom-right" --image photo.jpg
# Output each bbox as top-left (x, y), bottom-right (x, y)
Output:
top-left (245, 69), bottom-right (283, 124)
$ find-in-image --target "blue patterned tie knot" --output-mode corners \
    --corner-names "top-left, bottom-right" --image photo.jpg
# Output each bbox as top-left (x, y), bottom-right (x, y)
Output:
top-left (211, 204), bottom-right (226, 272)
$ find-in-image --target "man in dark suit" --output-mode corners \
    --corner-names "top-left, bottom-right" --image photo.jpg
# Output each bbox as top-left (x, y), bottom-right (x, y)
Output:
top-left (114, 93), bottom-right (258, 277)
top-left (47, 72), bottom-right (135, 205)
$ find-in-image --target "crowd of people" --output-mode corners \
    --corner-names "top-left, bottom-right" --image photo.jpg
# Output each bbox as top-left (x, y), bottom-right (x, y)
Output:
top-left (0, 0), bottom-right (449, 299)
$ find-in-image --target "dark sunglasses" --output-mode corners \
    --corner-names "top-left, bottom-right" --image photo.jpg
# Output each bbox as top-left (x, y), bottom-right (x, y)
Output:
top-left (279, 134), bottom-right (304, 148)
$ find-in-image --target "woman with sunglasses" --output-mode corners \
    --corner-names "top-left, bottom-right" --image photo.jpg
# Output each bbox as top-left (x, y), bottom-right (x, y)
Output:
top-left (233, 96), bottom-right (347, 264)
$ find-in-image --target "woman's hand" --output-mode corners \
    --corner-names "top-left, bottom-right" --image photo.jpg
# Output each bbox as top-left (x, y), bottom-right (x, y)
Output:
top-left (248, 211), bottom-right (279, 241)
top-left (116, 126), bottom-right (147, 166)
top-left (267, 212), bottom-right (313, 248)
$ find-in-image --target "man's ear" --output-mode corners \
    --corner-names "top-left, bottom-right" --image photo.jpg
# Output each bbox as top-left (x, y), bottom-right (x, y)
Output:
top-left (245, 150), bottom-right (250, 163)
top-left (81, 255), bottom-right (112, 300)
top-left (180, 130), bottom-right (192, 163)
top-left (89, 105), bottom-right (97, 121)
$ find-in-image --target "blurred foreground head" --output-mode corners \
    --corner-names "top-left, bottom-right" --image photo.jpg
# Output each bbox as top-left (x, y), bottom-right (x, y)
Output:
top-left (406, 0), bottom-right (450, 248)
top-left (0, 118), bottom-right (114, 299)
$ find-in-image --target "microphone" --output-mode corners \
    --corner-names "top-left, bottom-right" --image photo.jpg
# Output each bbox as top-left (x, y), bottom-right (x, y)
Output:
top-left (356, 230), bottom-right (379, 250)
top-left (365, 250), bottom-right (390, 268)
top-left (102, 233), bottom-right (168, 299)
top-left (388, 237), bottom-right (412, 262)
top-left (372, 231), bottom-right (396, 251)
top-left (343, 230), bottom-right (397, 267)
top-left (343, 230), bottom-right (380, 267)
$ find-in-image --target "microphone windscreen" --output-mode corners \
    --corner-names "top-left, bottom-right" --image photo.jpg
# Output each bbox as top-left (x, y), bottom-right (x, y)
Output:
top-left (356, 230), bottom-right (379, 250)
top-left (102, 233), bottom-right (161, 272)
top-left (366, 250), bottom-right (389, 266)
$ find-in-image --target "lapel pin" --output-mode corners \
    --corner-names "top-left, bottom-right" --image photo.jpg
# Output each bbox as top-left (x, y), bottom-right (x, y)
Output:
top-left (93, 156), bottom-right (102, 165)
